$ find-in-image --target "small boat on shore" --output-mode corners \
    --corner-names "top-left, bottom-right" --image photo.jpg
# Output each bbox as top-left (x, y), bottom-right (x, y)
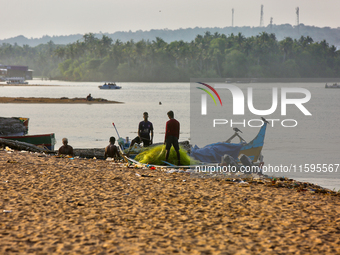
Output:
top-left (0, 117), bottom-right (29, 136)
top-left (0, 133), bottom-right (56, 151)
top-left (325, 83), bottom-right (340, 88)
top-left (0, 117), bottom-right (56, 150)
top-left (190, 122), bottom-right (267, 164)
top-left (99, 82), bottom-right (121, 90)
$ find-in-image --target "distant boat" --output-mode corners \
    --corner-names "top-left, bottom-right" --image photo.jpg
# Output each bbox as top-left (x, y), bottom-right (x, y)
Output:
top-left (0, 133), bottom-right (56, 151)
top-left (5, 77), bottom-right (28, 84)
top-left (99, 82), bottom-right (121, 89)
top-left (325, 83), bottom-right (340, 88)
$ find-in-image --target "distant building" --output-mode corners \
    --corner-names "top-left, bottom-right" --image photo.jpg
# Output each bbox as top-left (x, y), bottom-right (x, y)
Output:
top-left (0, 69), bottom-right (7, 76)
top-left (0, 65), bottom-right (33, 80)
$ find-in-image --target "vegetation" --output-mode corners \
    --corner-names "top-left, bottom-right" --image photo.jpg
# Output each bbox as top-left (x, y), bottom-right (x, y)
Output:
top-left (1, 32), bottom-right (339, 81)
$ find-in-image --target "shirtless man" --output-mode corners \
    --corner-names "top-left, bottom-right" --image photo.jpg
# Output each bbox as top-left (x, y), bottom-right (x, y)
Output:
top-left (104, 136), bottom-right (120, 160)
top-left (58, 138), bottom-right (74, 157)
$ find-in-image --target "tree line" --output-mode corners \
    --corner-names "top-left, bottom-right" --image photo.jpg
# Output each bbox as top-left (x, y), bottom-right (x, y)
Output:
top-left (1, 32), bottom-right (339, 81)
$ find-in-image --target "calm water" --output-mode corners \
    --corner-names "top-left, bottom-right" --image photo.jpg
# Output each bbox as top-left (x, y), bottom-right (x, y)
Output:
top-left (0, 80), bottom-right (339, 190)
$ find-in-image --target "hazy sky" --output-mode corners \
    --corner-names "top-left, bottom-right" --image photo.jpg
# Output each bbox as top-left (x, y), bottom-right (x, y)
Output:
top-left (1, 0), bottom-right (339, 40)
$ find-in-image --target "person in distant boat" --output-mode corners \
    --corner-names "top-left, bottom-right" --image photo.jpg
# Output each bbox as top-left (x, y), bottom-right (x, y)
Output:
top-left (104, 136), bottom-right (120, 160)
top-left (58, 138), bottom-right (74, 157)
top-left (164, 110), bottom-right (180, 165)
top-left (86, 93), bottom-right (93, 101)
top-left (129, 112), bottom-right (154, 149)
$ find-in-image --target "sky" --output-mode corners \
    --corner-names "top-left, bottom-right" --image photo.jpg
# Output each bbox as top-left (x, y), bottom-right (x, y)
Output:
top-left (1, 0), bottom-right (340, 40)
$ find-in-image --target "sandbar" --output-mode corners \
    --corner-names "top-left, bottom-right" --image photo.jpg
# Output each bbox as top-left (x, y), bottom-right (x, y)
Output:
top-left (0, 97), bottom-right (122, 104)
top-left (0, 84), bottom-right (58, 87)
top-left (0, 149), bottom-right (339, 254)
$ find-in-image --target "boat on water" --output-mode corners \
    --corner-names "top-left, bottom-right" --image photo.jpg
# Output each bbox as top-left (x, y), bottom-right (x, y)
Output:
top-left (325, 83), bottom-right (340, 88)
top-left (98, 82), bottom-right (121, 89)
top-left (5, 77), bottom-right (28, 84)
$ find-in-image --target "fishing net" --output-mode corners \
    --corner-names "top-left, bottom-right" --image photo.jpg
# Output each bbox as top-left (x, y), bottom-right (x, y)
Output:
top-left (134, 144), bottom-right (197, 165)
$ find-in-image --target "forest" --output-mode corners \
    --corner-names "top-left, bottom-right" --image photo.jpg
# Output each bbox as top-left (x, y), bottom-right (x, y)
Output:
top-left (0, 31), bottom-right (339, 82)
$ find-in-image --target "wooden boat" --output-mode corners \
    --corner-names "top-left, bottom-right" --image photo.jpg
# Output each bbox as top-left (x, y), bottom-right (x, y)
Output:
top-left (226, 122), bottom-right (267, 162)
top-left (190, 122), bottom-right (267, 164)
top-left (0, 133), bottom-right (56, 151)
top-left (0, 117), bottom-right (29, 136)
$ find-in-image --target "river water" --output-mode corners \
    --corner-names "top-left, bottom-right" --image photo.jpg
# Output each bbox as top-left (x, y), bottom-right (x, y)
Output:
top-left (0, 79), bottom-right (339, 191)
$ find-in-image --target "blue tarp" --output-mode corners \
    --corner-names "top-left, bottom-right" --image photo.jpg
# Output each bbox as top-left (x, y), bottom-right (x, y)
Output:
top-left (190, 142), bottom-right (243, 163)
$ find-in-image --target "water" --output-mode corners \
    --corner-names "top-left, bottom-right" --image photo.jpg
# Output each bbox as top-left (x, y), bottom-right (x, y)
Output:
top-left (0, 80), bottom-right (339, 191)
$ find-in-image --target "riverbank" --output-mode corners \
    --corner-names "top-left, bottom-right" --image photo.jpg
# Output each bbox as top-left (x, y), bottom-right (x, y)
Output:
top-left (1, 149), bottom-right (339, 254)
top-left (0, 97), bottom-right (122, 104)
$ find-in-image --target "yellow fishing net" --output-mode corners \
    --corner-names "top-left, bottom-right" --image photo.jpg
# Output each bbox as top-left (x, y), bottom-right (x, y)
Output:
top-left (134, 145), bottom-right (196, 165)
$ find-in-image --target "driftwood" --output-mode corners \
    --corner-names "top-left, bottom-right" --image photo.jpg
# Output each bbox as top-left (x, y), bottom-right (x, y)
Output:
top-left (72, 148), bottom-right (105, 159)
top-left (0, 138), bottom-right (50, 153)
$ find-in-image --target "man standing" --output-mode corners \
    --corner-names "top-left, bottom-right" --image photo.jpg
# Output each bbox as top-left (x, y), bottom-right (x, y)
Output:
top-left (104, 136), bottom-right (120, 160)
top-left (164, 110), bottom-right (180, 165)
top-left (129, 112), bottom-right (154, 149)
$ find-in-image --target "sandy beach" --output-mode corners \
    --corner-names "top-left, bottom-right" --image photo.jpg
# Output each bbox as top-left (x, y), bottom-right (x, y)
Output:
top-left (1, 149), bottom-right (340, 254)
top-left (0, 97), bottom-right (122, 104)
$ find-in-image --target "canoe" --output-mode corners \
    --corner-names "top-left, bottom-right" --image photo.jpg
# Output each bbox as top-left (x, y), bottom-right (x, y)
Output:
top-left (0, 133), bottom-right (56, 151)
top-left (190, 122), bottom-right (267, 164)
top-left (238, 122), bottom-right (267, 162)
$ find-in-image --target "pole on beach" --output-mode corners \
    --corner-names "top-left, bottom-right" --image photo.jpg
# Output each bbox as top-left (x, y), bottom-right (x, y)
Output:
top-left (112, 122), bottom-right (129, 159)
top-left (112, 122), bottom-right (121, 139)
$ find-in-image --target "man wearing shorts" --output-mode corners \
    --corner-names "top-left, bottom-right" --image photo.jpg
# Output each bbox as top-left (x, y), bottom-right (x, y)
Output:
top-left (164, 110), bottom-right (180, 165)
top-left (129, 112), bottom-right (154, 149)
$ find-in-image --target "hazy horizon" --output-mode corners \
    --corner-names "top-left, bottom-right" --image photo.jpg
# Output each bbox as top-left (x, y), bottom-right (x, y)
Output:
top-left (2, 0), bottom-right (340, 40)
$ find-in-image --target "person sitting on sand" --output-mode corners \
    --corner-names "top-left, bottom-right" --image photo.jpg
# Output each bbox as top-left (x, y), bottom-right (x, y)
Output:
top-left (86, 94), bottom-right (93, 101)
top-left (104, 136), bottom-right (120, 160)
top-left (58, 138), bottom-right (74, 157)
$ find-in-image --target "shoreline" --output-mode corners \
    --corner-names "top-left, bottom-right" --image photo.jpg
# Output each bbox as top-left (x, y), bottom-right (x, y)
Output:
top-left (0, 97), bottom-right (123, 104)
top-left (1, 148), bottom-right (339, 254)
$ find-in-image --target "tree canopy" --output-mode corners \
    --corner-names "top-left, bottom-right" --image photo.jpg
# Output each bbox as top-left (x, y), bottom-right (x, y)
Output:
top-left (1, 32), bottom-right (339, 81)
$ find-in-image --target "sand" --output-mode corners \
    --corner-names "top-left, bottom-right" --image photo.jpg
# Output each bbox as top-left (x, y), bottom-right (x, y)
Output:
top-left (0, 97), bottom-right (122, 104)
top-left (1, 149), bottom-right (340, 254)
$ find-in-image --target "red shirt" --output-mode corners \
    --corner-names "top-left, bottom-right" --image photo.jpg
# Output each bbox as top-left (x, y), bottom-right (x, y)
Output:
top-left (165, 118), bottom-right (180, 140)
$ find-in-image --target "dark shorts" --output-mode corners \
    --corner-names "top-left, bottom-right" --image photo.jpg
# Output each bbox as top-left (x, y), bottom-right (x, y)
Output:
top-left (165, 136), bottom-right (179, 151)
top-left (132, 136), bottom-right (150, 147)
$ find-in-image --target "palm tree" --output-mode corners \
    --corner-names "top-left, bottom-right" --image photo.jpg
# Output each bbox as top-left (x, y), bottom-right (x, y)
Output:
top-left (280, 37), bottom-right (293, 62)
